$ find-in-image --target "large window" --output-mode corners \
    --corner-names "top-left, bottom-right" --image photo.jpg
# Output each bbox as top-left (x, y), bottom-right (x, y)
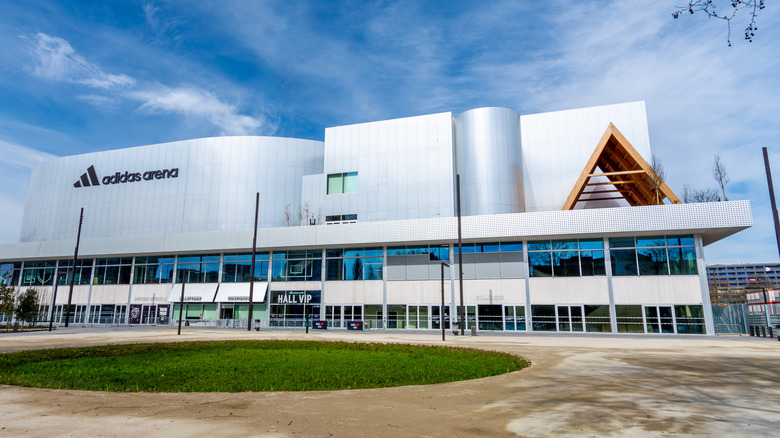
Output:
top-left (326, 172), bottom-right (358, 194)
top-left (528, 239), bottom-right (605, 278)
top-left (21, 260), bottom-right (55, 286)
top-left (609, 235), bottom-right (697, 276)
top-left (326, 248), bottom-right (383, 280)
top-left (93, 258), bottom-right (132, 285)
top-left (133, 256), bottom-right (175, 284)
top-left (0, 262), bottom-right (22, 286)
top-left (57, 259), bottom-right (93, 285)
top-left (176, 254), bottom-right (220, 283)
top-left (272, 250), bottom-right (322, 281)
top-left (222, 253), bottom-right (269, 282)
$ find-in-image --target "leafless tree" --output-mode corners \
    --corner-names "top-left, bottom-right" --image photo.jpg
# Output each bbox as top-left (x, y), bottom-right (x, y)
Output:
top-left (682, 184), bottom-right (721, 203)
top-left (302, 201), bottom-right (311, 225)
top-left (283, 203), bottom-right (292, 227)
top-left (673, 1), bottom-right (765, 46)
top-left (649, 154), bottom-right (666, 205)
top-left (713, 154), bottom-right (730, 201)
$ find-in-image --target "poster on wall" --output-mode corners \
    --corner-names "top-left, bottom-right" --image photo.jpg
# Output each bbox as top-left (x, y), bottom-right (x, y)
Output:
top-left (129, 305), bottom-right (142, 324)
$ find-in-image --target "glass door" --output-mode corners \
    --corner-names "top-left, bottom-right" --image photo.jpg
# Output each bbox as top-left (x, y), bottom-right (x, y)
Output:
top-left (645, 306), bottom-right (675, 333)
top-left (557, 305), bottom-right (584, 332)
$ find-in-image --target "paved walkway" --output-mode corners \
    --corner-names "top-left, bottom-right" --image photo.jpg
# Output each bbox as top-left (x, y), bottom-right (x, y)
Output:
top-left (1, 328), bottom-right (779, 437)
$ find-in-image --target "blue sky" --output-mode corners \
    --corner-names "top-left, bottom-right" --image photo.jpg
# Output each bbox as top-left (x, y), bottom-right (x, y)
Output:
top-left (0, 0), bottom-right (778, 264)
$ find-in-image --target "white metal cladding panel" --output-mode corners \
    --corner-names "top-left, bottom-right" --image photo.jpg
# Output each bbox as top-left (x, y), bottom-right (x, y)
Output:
top-left (528, 277), bottom-right (610, 304)
top-left (321, 112), bottom-right (455, 222)
top-left (454, 107), bottom-right (524, 215)
top-left (0, 201), bottom-right (751, 259)
top-left (463, 279), bottom-right (527, 304)
top-left (520, 101), bottom-right (652, 212)
top-left (19, 136), bottom-right (324, 242)
top-left (323, 281), bottom-right (383, 304)
top-left (612, 276), bottom-right (702, 304)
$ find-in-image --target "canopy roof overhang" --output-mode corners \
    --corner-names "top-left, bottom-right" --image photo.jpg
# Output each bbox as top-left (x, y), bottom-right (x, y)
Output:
top-left (563, 123), bottom-right (681, 210)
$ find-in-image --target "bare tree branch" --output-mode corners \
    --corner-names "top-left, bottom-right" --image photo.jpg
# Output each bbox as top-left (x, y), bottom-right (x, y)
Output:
top-left (712, 154), bottom-right (730, 201)
top-left (673, 0), bottom-right (765, 46)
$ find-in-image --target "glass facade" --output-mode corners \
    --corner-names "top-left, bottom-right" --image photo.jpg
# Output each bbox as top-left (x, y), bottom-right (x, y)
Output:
top-left (610, 235), bottom-right (697, 276)
top-left (56, 259), bottom-right (93, 285)
top-left (272, 250), bottom-right (322, 281)
top-left (0, 235), bottom-right (709, 334)
top-left (528, 239), bottom-right (605, 277)
top-left (176, 254), bottom-right (220, 283)
top-left (93, 258), bottom-right (133, 285)
top-left (326, 248), bottom-right (383, 280)
top-left (133, 256), bottom-right (175, 284)
top-left (222, 253), bottom-right (269, 282)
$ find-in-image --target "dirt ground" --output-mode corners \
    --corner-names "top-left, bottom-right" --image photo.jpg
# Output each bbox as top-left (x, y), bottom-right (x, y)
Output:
top-left (1, 328), bottom-right (779, 437)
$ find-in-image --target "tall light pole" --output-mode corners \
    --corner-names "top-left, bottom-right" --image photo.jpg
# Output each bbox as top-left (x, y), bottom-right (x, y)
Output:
top-left (440, 260), bottom-right (449, 341)
top-left (456, 175), bottom-right (465, 335)
top-left (762, 147), bottom-right (780, 259)
top-left (430, 253), bottom-right (449, 341)
top-left (177, 272), bottom-right (186, 336)
top-left (64, 208), bottom-right (84, 328)
top-left (247, 193), bottom-right (260, 331)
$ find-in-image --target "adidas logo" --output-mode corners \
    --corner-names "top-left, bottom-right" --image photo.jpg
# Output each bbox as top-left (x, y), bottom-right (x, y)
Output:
top-left (73, 165), bottom-right (100, 188)
top-left (73, 164), bottom-right (180, 188)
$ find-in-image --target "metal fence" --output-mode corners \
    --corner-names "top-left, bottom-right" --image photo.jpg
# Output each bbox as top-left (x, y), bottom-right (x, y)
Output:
top-left (712, 304), bottom-right (749, 335)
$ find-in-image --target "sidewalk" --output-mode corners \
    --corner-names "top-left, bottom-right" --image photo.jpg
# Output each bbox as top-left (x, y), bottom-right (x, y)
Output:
top-left (1, 328), bottom-right (779, 437)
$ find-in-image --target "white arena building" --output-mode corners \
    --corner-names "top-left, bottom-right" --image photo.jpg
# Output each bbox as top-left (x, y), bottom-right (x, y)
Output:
top-left (0, 101), bottom-right (752, 335)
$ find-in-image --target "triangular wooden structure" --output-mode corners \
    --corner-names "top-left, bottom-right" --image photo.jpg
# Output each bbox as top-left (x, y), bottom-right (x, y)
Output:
top-left (562, 123), bottom-right (681, 210)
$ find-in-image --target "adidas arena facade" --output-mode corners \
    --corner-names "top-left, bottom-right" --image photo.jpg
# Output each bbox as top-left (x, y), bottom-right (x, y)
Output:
top-left (0, 102), bottom-right (752, 335)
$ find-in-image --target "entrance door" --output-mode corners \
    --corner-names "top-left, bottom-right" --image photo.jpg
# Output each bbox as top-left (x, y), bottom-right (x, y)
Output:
top-left (504, 306), bottom-right (526, 331)
top-left (326, 305), bottom-right (342, 328)
top-left (221, 307), bottom-right (234, 319)
top-left (645, 306), bottom-right (675, 333)
top-left (432, 306), bottom-right (450, 329)
top-left (478, 305), bottom-right (503, 330)
top-left (141, 305), bottom-right (156, 324)
top-left (556, 305), bottom-right (584, 332)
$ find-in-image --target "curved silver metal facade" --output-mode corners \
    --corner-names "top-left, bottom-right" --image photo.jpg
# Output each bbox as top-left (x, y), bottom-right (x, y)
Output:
top-left (454, 107), bottom-right (524, 216)
top-left (20, 136), bottom-right (324, 242)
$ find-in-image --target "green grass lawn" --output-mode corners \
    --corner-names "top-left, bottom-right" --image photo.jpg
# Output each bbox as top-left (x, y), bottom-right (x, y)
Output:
top-left (0, 340), bottom-right (528, 392)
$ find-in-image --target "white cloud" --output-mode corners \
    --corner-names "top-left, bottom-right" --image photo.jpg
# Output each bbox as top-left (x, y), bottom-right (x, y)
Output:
top-left (27, 32), bottom-right (267, 135)
top-left (30, 33), bottom-right (135, 89)
top-left (0, 139), bottom-right (54, 244)
top-left (130, 86), bottom-right (265, 135)
top-left (0, 138), bottom-right (54, 168)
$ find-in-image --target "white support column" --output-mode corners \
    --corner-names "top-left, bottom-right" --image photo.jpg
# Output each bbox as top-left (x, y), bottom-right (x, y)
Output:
top-left (84, 259), bottom-right (95, 327)
top-left (126, 257), bottom-right (135, 326)
top-left (449, 244), bottom-right (456, 328)
top-left (604, 237), bottom-right (618, 334)
top-left (523, 240), bottom-right (531, 332)
top-left (695, 234), bottom-right (716, 335)
top-left (382, 246), bottom-right (388, 329)
top-left (320, 248), bottom-right (327, 321)
top-left (265, 251), bottom-right (273, 328)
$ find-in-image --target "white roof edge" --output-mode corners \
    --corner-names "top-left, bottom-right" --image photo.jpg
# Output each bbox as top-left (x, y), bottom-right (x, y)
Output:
top-left (0, 201), bottom-right (751, 261)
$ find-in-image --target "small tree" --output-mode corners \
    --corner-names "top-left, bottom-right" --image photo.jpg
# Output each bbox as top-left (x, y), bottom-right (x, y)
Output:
top-left (713, 154), bottom-right (730, 201)
top-left (14, 288), bottom-right (40, 329)
top-left (649, 154), bottom-right (667, 205)
top-left (0, 273), bottom-right (15, 331)
top-left (682, 184), bottom-right (721, 203)
top-left (283, 203), bottom-right (292, 226)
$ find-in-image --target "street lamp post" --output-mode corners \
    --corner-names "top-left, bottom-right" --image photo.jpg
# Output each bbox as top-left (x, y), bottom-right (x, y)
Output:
top-left (431, 253), bottom-right (449, 341)
top-left (440, 260), bottom-right (449, 341)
